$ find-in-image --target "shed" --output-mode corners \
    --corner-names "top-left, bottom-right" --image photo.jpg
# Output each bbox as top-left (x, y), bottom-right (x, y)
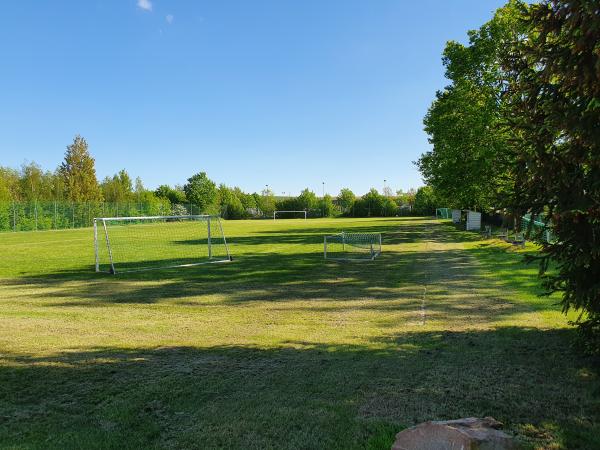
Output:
top-left (466, 211), bottom-right (481, 231)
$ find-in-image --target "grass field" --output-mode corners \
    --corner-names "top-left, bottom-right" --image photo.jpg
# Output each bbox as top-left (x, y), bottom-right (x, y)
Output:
top-left (1, 217), bottom-right (599, 449)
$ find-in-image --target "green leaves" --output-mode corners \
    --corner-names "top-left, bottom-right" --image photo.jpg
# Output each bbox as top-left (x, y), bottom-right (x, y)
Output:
top-left (502, 0), bottom-right (600, 350)
top-left (337, 188), bottom-right (355, 214)
top-left (59, 135), bottom-right (103, 202)
top-left (418, 1), bottom-right (527, 211)
top-left (183, 172), bottom-right (218, 214)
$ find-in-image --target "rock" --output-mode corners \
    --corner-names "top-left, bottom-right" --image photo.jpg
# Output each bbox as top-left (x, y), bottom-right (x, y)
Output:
top-left (391, 417), bottom-right (519, 450)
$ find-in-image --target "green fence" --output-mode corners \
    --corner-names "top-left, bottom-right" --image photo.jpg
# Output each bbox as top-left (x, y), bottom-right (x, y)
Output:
top-left (521, 213), bottom-right (554, 243)
top-left (0, 200), bottom-right (209, 232)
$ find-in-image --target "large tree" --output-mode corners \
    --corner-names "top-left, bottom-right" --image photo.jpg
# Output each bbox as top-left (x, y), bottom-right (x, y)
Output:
top-left (337, 188), bottom-right (355, 214)
top-left (19, 162), bottom-right (55, 201)
top-left (217, 184), bottom-right (245, 219)
top-left (183, 172), bottom-right (218, 213)
top-left (353, 188), bottom-right (396, 217)
top-left (155, 185), bottom-right (186, 204)
top-left (101, 169), bottom-right (134, 203)
top-left (319, 194), bottom-right (335, 217)
top-left (413, 186), bottom-right (438, 215)
top-left (502, 0), bottom-right (600, 351)
top-left (0, 167), bottom-right (20, 202)
top-left (59, 135), bottom-right (102, 202)
top-left (297, 188), bottom-right (317, 212)
top-left (418, 1), bottom-right (526, 210)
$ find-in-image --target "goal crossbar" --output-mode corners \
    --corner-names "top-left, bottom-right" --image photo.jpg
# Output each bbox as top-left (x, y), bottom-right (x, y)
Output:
top-left (97, 214), bottom-right (212, 221)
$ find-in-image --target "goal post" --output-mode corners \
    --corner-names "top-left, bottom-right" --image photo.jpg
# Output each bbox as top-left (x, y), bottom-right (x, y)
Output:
top-left (324, 231), bottom-right (382, 261)
top-left (273, 210), bottom-right (307, 220)
top-left (94, 215), bottom-right (231, 274)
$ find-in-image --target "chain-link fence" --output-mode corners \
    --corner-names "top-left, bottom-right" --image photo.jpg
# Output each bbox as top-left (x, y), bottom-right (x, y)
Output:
top-left (521, 213), bottom-right (554, 243)
top-left (0, 200), bottom-right (210, 232)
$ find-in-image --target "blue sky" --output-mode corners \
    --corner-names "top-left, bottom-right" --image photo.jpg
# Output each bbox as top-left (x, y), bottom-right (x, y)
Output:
top-left (0, 0), bottom-right (505, 196)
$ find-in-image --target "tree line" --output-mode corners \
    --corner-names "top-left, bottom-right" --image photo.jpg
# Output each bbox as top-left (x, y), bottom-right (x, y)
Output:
top-left (418, 0), bottom-right (600, 351)
top-left (1, 136), bottom-right (436, 223)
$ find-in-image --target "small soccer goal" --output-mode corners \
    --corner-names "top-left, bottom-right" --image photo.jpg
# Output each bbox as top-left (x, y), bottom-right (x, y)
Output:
top-left (94, 215), bottom-right (231, 274)
top-left (323, 231), bottom-right (382, 261)
top-left (435, 208), bottom-right (451, 219)
top-left (273, 210), bottom-right (307, 220)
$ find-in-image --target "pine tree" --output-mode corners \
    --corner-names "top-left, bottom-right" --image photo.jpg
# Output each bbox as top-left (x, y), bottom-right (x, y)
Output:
top-left (59, 135), bottom-right (102, 202)
top-left (503, 0), bottom-right (600, 352)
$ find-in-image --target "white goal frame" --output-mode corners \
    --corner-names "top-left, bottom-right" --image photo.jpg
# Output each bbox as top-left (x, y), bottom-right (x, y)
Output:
top-left (324, 232), bottom-right (382, 261)
top-left (94, 215), bottom-right (231, 274)
top-left (273, 210), bottom-right (307, 220)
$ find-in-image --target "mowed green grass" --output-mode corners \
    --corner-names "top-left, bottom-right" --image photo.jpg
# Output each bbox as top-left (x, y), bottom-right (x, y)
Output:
top-left (0, 217), bottom-right (599, 449)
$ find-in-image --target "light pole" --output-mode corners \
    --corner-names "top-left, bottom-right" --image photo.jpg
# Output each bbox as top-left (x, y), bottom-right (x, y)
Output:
top-left (384, 179), bottom-right (387, 196)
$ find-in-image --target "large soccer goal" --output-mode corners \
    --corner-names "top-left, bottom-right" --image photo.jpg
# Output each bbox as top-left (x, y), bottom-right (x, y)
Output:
top-left (324, 231), bottom-right (382, 261)
top-left (273, 210), bottom-right (307, 220)
top-left (94, 215), bottom-right (231, 274)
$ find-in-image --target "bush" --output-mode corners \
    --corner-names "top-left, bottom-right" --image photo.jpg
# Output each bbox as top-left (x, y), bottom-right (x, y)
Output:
top-left (413, 186), bottom-right (437, 216)
top-left (352, 189), bottom-right (397, 217)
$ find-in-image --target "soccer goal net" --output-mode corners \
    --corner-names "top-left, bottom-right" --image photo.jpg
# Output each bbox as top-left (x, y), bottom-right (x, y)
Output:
top-left (436, 208), bottom-right (451, 219)
top-left (94, 215), bottom-right (231, 274)
top-left (273, 210), bottom-right (307, 220)
top-left (324, 232), bottom-right (382, 261)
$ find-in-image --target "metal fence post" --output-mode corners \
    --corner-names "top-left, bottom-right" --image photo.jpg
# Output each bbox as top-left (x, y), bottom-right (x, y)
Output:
top-left (207, 217), bottom-right (212, 259)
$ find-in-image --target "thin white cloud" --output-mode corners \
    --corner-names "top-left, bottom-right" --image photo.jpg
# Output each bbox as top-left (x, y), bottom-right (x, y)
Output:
top-left (166, 14), bottom-right (174, 24)
top-left (137, 0), bottom-right (152, 12)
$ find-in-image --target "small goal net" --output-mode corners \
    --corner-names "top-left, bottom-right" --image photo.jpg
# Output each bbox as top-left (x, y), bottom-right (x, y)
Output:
top-left (324, 232), bottom-right (382, 261)
top-left (436, 208), bottom-right (451, 219)
top-left (94, 215), bottom-right (231, 274)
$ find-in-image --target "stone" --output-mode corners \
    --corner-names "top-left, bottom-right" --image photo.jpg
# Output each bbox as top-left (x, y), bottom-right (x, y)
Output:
top-left (391, 417), bottom-right (519, 450)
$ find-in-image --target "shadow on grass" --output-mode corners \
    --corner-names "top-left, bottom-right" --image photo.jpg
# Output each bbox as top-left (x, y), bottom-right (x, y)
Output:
top-left (1, 327), bottom-right (598, 449)
top-left (0, 219), bottom-right (557, 325)
top-left (0, 247), bottom-right (550, 324)
top-left (171, 222), bottom-right (452, 247)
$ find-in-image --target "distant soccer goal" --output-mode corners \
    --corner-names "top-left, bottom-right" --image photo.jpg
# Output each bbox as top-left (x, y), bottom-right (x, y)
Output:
top-left (435, 208), bottom-right (451, 219)
top-left (324, 232), bottom-right (381, 261)
top-left (94, 215), bottom-right (231, 274)
top-left (273, 210), bottom-right (307, 220)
